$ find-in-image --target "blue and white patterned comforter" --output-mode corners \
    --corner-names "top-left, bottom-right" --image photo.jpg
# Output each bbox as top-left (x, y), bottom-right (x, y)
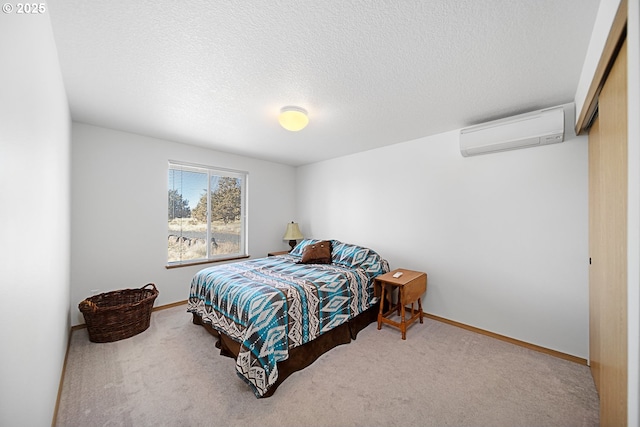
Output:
top-left (187, 239), bottom-right (389, 397)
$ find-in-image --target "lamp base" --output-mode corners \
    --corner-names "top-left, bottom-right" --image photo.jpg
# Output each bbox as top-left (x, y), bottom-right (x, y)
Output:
top-left (288, 240), bottom-right (297, 252)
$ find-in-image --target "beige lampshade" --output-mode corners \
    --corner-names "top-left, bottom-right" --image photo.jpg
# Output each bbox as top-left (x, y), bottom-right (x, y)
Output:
top-left (283, 222), bottom-right (303, 240)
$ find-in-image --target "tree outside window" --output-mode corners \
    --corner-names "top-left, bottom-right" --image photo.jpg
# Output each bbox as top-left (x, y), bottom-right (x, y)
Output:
top-left (168, 162), bottom-right (247, 265)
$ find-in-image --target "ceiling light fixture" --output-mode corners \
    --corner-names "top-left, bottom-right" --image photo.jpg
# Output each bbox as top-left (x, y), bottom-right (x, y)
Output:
top-left (278, 106), bottom-right (309, 131)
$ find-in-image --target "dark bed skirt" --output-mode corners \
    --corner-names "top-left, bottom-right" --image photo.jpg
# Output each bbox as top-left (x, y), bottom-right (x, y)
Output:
top-left (191, 301), bottom-right (380, 398)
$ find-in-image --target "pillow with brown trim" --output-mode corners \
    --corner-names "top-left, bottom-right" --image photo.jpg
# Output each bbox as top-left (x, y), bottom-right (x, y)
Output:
top-left (299, 240), bottom-right (332, 264)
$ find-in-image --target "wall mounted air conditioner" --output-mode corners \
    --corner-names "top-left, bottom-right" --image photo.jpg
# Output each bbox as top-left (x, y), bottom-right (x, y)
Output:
top-left (459, 106), bottom-right (565, 157)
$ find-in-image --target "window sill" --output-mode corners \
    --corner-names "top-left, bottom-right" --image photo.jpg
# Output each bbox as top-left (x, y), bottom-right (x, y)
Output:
top-left (165, 254), bottom-right (250, 269)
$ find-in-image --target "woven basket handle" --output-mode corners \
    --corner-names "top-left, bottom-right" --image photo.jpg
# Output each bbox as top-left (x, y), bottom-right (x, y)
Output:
top-left (78, 299), bottom-right (98, 312)
top-left (142, 283), bottom-right (157, 292)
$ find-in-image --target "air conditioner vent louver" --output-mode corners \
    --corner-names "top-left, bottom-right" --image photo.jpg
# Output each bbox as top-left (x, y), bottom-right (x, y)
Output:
top-left (460, 106), bottom-right (565, 157)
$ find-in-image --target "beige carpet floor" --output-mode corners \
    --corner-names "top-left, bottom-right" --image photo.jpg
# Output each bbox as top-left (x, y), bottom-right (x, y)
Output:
top-left (56, 304), bottom-right (599, 427)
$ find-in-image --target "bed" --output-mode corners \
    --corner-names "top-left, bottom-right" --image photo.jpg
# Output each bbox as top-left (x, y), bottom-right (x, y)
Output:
top-left (187, 239), bottom-right (390, 398)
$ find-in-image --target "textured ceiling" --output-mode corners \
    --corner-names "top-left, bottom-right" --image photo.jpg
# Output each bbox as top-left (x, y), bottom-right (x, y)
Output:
top-left (48, 0), bottom-right (600, 166)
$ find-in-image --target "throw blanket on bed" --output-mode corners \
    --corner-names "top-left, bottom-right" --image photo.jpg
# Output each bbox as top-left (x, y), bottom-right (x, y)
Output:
top-left (187, 240), bottom-right (389, 397)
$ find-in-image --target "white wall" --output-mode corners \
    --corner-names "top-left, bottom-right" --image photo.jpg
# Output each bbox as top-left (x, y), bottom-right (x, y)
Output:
top-left (296, 105), bottom-right (589, 358)
top-left (0, 10), bottom-right (71, 427)
top-left (70, 123), bottom-right (296, 325)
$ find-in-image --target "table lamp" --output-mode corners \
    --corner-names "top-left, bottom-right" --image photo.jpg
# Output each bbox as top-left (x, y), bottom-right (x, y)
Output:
top-left (283, 221), bottom-right (303, 251)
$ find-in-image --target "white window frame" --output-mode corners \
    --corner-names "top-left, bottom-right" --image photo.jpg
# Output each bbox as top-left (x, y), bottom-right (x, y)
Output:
top-left (167, 161), bottom-right (248, 267)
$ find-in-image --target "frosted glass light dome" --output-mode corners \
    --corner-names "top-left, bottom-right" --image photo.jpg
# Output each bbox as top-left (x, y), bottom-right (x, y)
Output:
top-left (278, 106), bottom-right (309, 131)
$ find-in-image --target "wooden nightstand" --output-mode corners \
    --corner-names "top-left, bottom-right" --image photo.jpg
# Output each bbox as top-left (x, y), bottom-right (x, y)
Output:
top-left (376, 268), bottom-right (427, 339)
top-left (267, 250), bottom-right (289, 257)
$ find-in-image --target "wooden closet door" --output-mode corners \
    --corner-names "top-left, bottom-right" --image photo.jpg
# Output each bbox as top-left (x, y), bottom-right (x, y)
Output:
top-left (589, 115), bottom-right (603, 392)
top-left (589, 38), bottom-right (628, 427)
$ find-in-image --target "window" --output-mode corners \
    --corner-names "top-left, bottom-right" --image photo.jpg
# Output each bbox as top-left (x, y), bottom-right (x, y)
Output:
top-left (167, 161), bottom-right (247, 266)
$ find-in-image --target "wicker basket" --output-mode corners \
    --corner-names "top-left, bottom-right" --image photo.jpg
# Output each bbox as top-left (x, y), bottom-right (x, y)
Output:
top-left (78, 283), bottom-right (159, 343)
